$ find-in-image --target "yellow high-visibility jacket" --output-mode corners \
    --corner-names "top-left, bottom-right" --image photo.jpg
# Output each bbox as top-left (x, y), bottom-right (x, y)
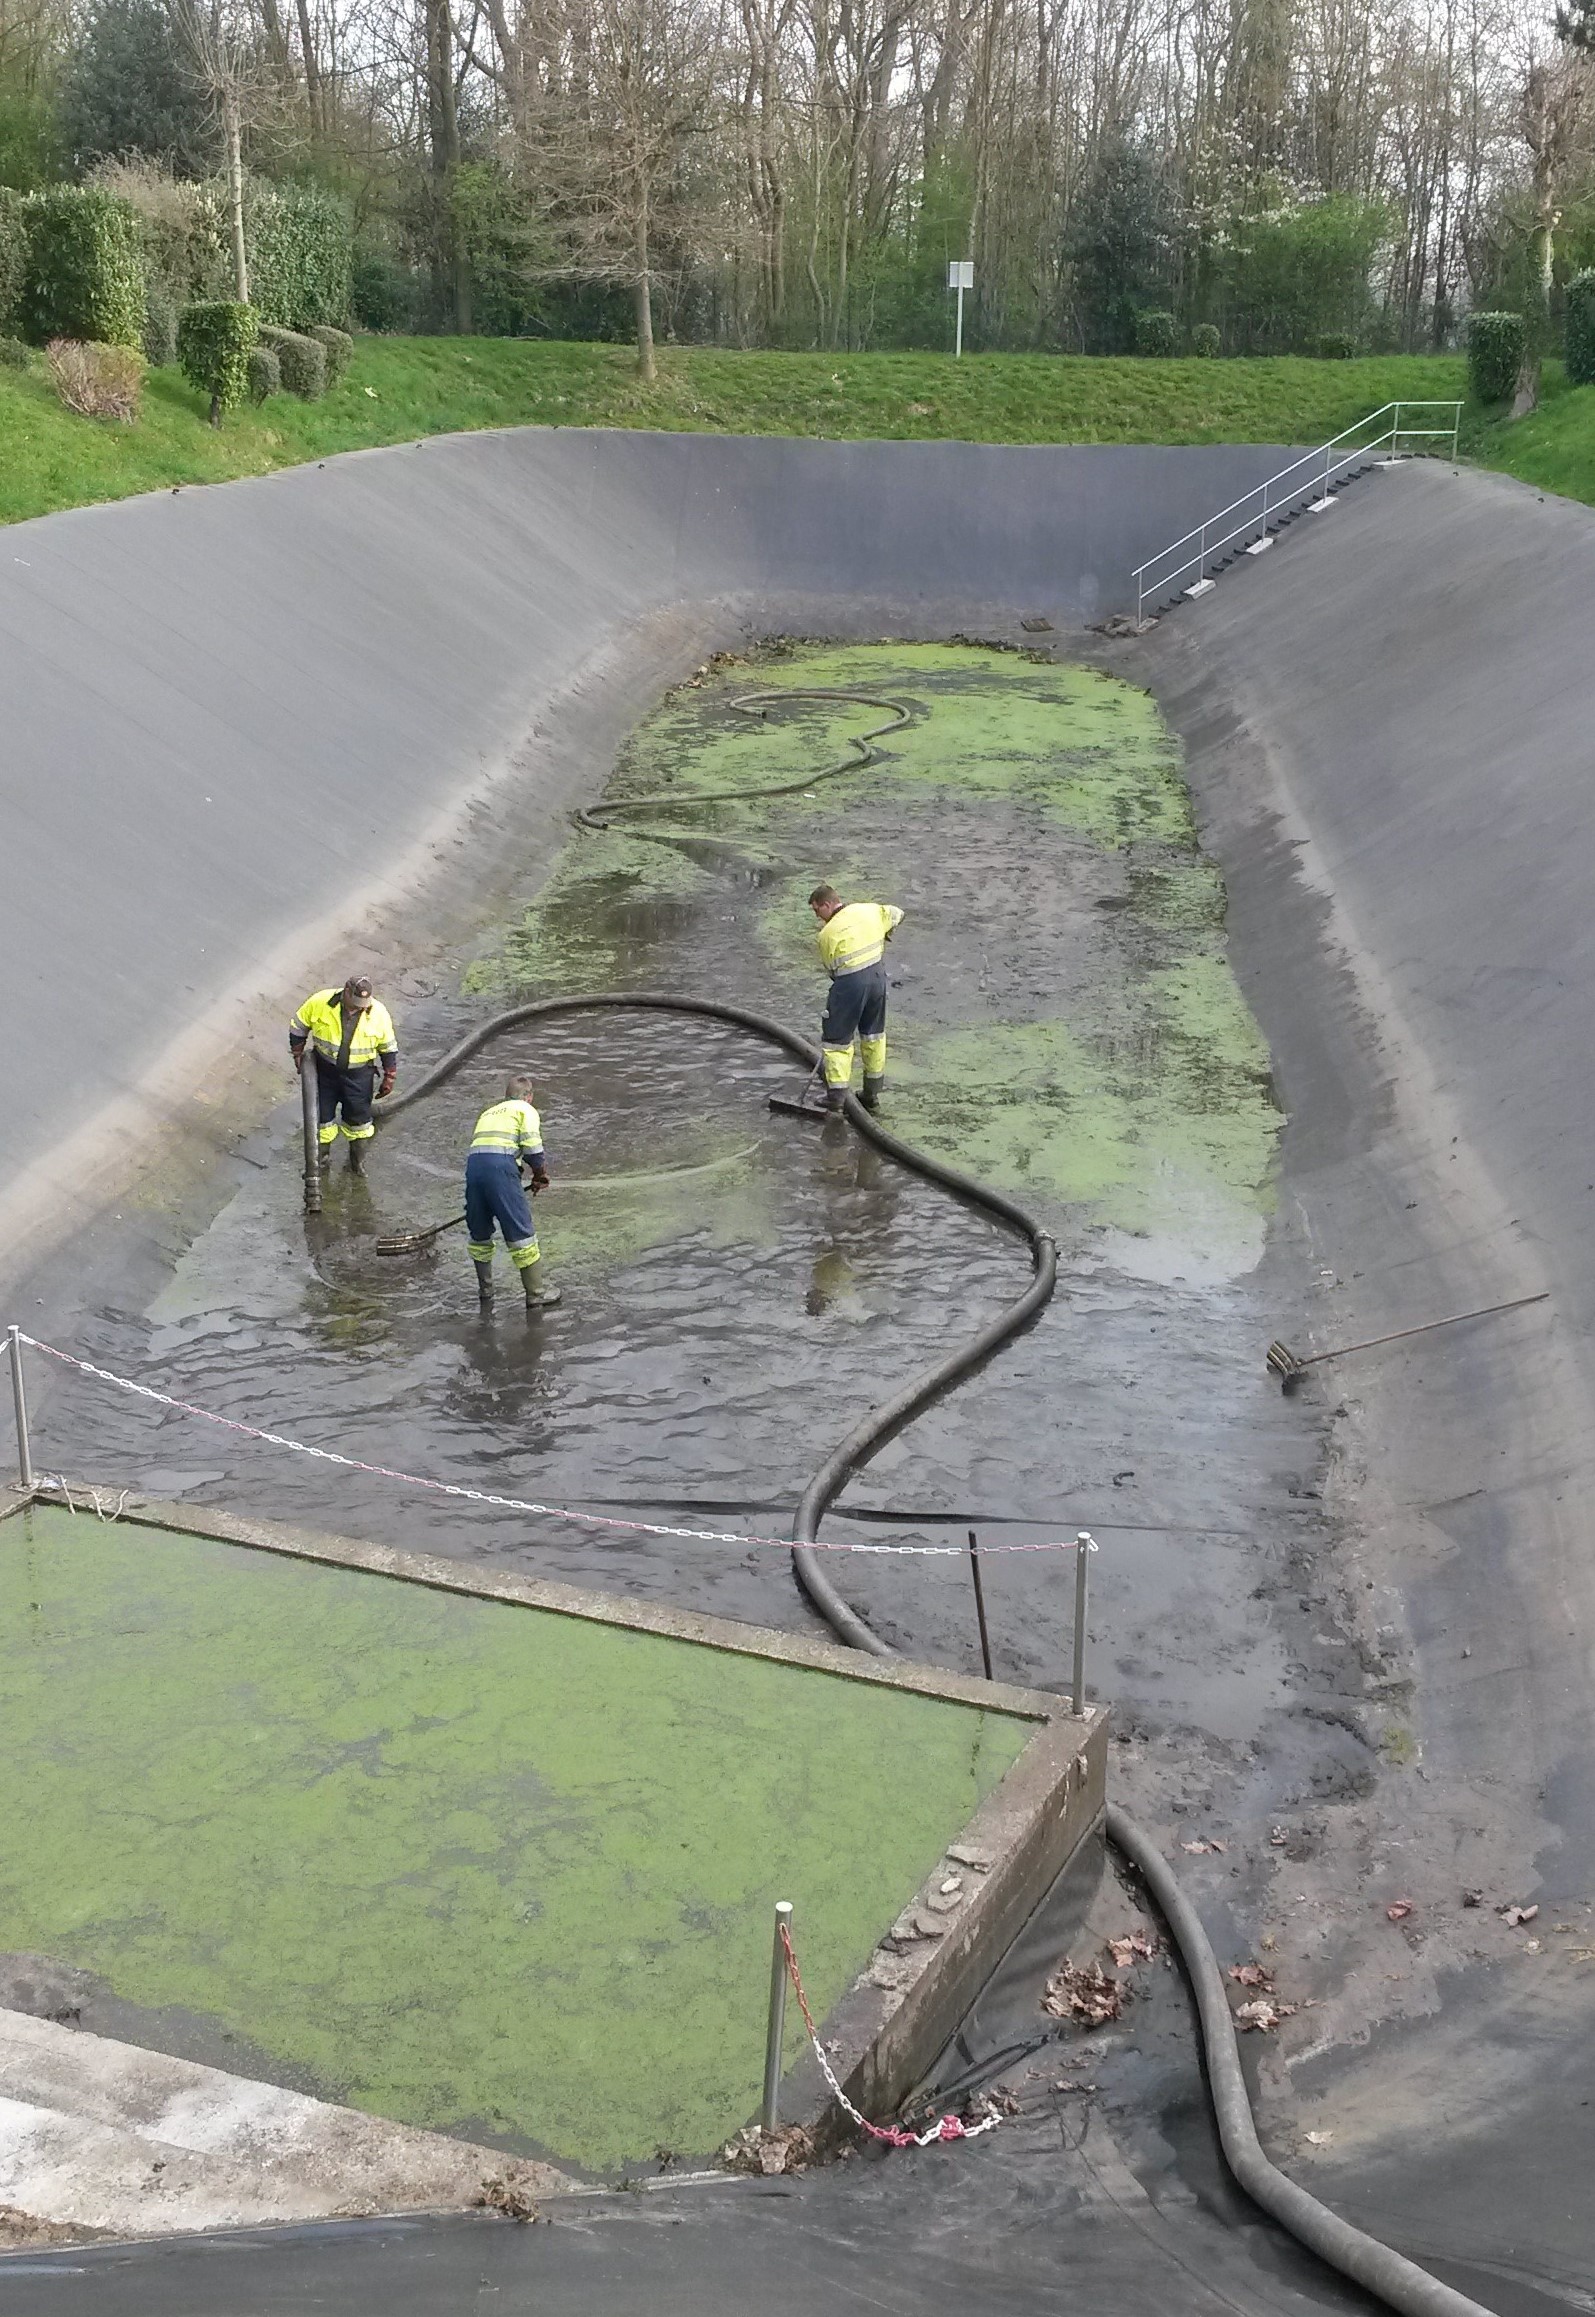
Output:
top-left (470, 1099), bottom-right (545, 1159)
top-left (818, 901), bottom-right (903, 979)
top-left (291, 989), bottom-right (397, 1070)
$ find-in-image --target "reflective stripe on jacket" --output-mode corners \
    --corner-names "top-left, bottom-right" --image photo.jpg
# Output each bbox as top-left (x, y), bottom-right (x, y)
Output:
top-left (291, 989), bottom-right (397, 1070)
top-left (819, 902), bottom-right (903, 979)
top-left (470, 1099), bottom-right (545, 1159)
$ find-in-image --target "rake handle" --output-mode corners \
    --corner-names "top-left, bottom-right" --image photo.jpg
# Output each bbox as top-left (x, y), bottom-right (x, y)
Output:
top-left (1299, 1291), bottom-right (1549, 1368)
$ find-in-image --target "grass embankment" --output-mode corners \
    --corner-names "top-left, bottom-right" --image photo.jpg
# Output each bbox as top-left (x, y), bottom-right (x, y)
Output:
top-left (0, 336), bottom-right (1586, 525)
top-left (0, 339), bottom-right (1470, 526)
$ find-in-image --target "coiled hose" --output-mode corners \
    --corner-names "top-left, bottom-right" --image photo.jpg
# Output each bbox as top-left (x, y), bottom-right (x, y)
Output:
top-left (382, 689), bottom-right (1490, 2317)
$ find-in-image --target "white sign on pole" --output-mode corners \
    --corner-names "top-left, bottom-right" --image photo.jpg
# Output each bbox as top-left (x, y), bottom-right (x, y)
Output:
top-left (947, 260), bottom-right (974, 356)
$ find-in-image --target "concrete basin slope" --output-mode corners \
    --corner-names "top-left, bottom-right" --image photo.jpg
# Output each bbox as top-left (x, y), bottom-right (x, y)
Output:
top-left (0, 431), bottom-right (1287, 1282)
top-left (1138, 458), bottom-right (1595, 2288)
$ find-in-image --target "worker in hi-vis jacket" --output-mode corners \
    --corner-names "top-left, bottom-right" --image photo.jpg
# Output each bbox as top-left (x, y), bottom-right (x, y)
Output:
top-left (808, 885), bottom-right (903, 1113)
top-left (465, 1075), bottom-right (561, 1312)
top-left (289, 975), bottom-right (397, 1174)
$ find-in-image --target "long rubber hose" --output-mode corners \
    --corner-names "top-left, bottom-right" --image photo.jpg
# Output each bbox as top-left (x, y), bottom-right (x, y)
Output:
top-left (576, 690), bottom-right (914, 833)
top-left (382, 990), bottom-right (1054, 1652)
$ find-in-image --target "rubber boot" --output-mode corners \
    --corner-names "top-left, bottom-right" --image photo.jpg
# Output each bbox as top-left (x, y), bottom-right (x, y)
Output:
top-left (859, 1076), bottom-right (883, 1115)
top-left (347, 1138), bottom-right (365, 1175)
top-left (318, 1146), bottom-right (332, 1173)
top-left (522, 1268), bottom-right (562, 1312)
top-left (473, 1259), bottom-right (495, 1307)
top-left (824, 1084), bottom-right (847, 1113)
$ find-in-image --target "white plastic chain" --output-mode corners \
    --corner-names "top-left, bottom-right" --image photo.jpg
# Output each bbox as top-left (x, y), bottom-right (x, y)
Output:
top-left (19, 1335), bottom-right (1085, 1561)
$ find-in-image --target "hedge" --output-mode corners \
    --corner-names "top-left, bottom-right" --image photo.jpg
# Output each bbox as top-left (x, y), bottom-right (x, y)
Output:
top-left (1567, 271), bottom-right (1595, 390)
top-left (1467, 311), bottom-right (1526, 405)
top-left (307, 322), bottom-right (352, 383)
top-left (1190, 321), bottom-right (1220, 358)
top-left (246, 344), bottom-right (280, 404)
top-left (0, 189), bottom-right (26, 335)
top-left (258, 322), bottom-right (326, 399)
top-left (21, 188), bottom-right (145, 349)
top-left (177, 298), bottom-right (257, 423)
top-left (1134, 309), bottom-right (1179, 357)
top-left (0, 335), bottom-right (30, 368)
top-left (248, 183), bottom-right (352, 330)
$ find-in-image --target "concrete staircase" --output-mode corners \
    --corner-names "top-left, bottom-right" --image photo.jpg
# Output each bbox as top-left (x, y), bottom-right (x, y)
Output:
top-left (0, 2009), bottom-right (565, 2242)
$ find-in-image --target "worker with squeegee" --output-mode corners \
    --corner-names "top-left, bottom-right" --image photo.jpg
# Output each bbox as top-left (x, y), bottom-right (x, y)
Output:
top-left (289, 975), bottom-right (397, 1173)
top-left (465, 1076), bottom-right (562, 1312)
top-left (808, 884), bottom-right (904, 1113)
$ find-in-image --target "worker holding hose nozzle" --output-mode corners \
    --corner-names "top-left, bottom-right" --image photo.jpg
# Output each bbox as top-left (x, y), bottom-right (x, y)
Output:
top-left (289, 975), bottom-right (397, 1174)
top-left (808, 885), bottom-right (903, 1113)
top-left (465, 1076), bottom-right (561, 1312)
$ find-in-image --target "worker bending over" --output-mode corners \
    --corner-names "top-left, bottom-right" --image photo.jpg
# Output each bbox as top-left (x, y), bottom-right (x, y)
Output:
top-left (289, 975), bottom-right (397, 1173)
top-left (466, 1076), bottom-right (561, 1311)
top-left (808, 885), bottom-right (903, 1113)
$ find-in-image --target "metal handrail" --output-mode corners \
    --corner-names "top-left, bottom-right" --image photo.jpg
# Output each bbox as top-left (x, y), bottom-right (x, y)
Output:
top-left (1132, 400), bottom-right (1462, 625)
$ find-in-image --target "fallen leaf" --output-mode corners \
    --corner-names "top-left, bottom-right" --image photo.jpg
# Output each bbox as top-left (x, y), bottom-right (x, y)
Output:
top-left (1462, 1890), bottom-right (1483, 1908)
top-left (1234, 1996), bottom-right (1297, 2031)
top-left (1269, 1826), bottom-right (1288, 1846)
top-left (1501, 1904), bottom-right (1539, 1927)
top-left (1386, 1901), bottom-right (1414, 1922)
top-left (1305, 2130), bottom-right (1334, 2147)
top-left (1229, 1962), bottom-right (1274, 1989)
top-left (1042, 1960), bottom-right (1122, 2025)
top-left (1107, 1932), bottom-right (1157, 1968)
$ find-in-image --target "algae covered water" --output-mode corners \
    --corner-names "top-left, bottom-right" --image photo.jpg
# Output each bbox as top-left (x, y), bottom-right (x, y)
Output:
top-left (0, 1501), bottom-right (1029, 2168)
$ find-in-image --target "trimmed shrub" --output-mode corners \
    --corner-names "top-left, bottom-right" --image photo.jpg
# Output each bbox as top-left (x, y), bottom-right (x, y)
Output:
top-left (1190, 321), bottom-right (1221, 357)
top-left (1567, 270), bottom-right (1595, 389)
top-left (177, 297), bottom-right (257, 423)
top-left (258, 321), bottom-right (326, 399)
top-left (142, 281), bottom-right (177, 366)
top-left (1314, 330), bottom-right (1357, 359)
top-left (0, 188), bottom-right (27, 334)
top-left (246, 343), bottom-right (280, 404)
top-left (248, 182), bottom-right (352, 329)
top-left (21, 187), bottom-right (145, 348)
top-left (1467, 311), bottom-right (1526, 405)
top-left (1134, 308), bottom-right (1179, 357)
top-left (307, 322), bottom-right (352, 383)
top-left (46, 337), bottom-right (145, 421)
top-left (0, 335), bottom-right (32, 368)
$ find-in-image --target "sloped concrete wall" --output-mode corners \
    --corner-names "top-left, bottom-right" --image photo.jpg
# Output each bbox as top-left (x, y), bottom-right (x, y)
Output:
top-left (0, 431), bottom-right (1286, 1271)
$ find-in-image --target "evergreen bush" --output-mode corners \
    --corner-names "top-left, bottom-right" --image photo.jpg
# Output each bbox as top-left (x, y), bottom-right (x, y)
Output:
top-left (258, 321), bottom-right (326, 398)
top-left (0, 334), bottom-right (31, 367)
top-left (177, 297), bottom-right (256, 423)
top-left (1314, 330), bottom-right (1357, 359)
top-left (350, 244), bottom-right (412, 332)
top-left (1133, 307), bottom-right (1179, 357)
top-left (307, 322), bottom-right (352, 383)
top-left (1567, 271), bottom-right (1595, 388)
top-left (246, 343), bottom-right (280, 404)
top-left (21, 187), bottom-right (145, 347)
top-left (0, 188), bottom-right (27, 333)
top-left (1189, 321), bottom-right (1220, 357)
top-left (1467, 311), bottom-right (1526, 405)
top-left (248, 184), bottom-right (352, 329)
top-left (142, 281), bottom-right (177, 365)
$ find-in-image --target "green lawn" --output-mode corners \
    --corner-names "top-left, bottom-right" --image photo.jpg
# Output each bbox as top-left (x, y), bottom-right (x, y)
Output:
top-left (0, 338), bottom-right (1470, 526)
top-left (0, 335), bottom-right (1586, 527)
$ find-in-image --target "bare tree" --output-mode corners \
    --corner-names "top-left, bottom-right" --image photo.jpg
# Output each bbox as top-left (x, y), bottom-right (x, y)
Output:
top-left (167, 0), bottom-right (272, 300)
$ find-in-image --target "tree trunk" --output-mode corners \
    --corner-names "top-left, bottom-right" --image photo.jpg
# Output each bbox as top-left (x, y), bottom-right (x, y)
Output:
top-left (225, 96), bottom-right (249, 304)
top-left (634, 206), bottom-right (656, 381)
top-left (293, 0), bottom-right (323, 137)
top-left (425, 0), bottom-right (469, 330)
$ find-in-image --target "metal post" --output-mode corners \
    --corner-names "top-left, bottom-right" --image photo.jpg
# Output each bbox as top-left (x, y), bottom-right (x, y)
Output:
top-left (8, 1325), bottom-right (35, 1490)
top-left (1197, 519), bottom-right (1206, 585)
top-left (1071, 1531), bottom-right (1092, 1717)
top-left (300, 1051), bottom-right (322, 1215)
top-left (761, 1900), bottom-right (793, 2131)
top-left (967, 1529), bottom-right (994, 1681)
top-left (955, 281), bottom-right (965, 358)
top-left (1451, 401), bottom-right (1461, 459)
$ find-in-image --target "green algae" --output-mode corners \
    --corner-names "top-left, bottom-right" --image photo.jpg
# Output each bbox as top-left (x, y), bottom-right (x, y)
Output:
top-left (0, 1503), bottom-right (1030, 2170)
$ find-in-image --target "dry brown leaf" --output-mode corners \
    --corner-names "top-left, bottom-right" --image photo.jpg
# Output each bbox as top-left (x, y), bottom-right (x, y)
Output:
top-left (1386, 1901), bottom-right (1414, 1922)
top-left (1043, 1960), bottom-right (1122, 2025)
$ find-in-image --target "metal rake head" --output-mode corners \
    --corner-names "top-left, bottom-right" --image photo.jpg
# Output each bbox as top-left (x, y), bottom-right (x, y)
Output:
top-left (1266, 1339), bottom-right (1309, 1392)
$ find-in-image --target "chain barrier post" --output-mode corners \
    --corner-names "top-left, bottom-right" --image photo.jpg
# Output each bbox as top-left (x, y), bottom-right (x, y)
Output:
top-left (8, 1326), bottom-right (35, 1490)
top-left (1071, 1531), bottom-right (1094, 1717)
top-left (762, 1901), bottom-right (794, 2131)
top-left (967, 1528), bottom-right (994, 1681)
top-left (300, 1050), bottom-right (322, 1215)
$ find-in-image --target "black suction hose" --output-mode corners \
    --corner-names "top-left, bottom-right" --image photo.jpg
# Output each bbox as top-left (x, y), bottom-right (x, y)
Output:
top-left (382, 990), bottom-right (1054, 1652)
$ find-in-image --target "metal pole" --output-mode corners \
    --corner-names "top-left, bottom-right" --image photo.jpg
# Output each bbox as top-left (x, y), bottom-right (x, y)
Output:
top-left (955, 282), bottom-right (964, 359)
top-left (1451, 402), bottom-right (1461, 459)
top-left (967, 1528), bottom-right (994, 1681)
top-left (761, 1900), bottom-right (793, 2131)
top-left (1071, 1531), bottom-right (1092, 1717)
top-left (300, 1050), bottom-right (322, 1215)
top-left (8, 1325), bottom-right (35, 1490)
